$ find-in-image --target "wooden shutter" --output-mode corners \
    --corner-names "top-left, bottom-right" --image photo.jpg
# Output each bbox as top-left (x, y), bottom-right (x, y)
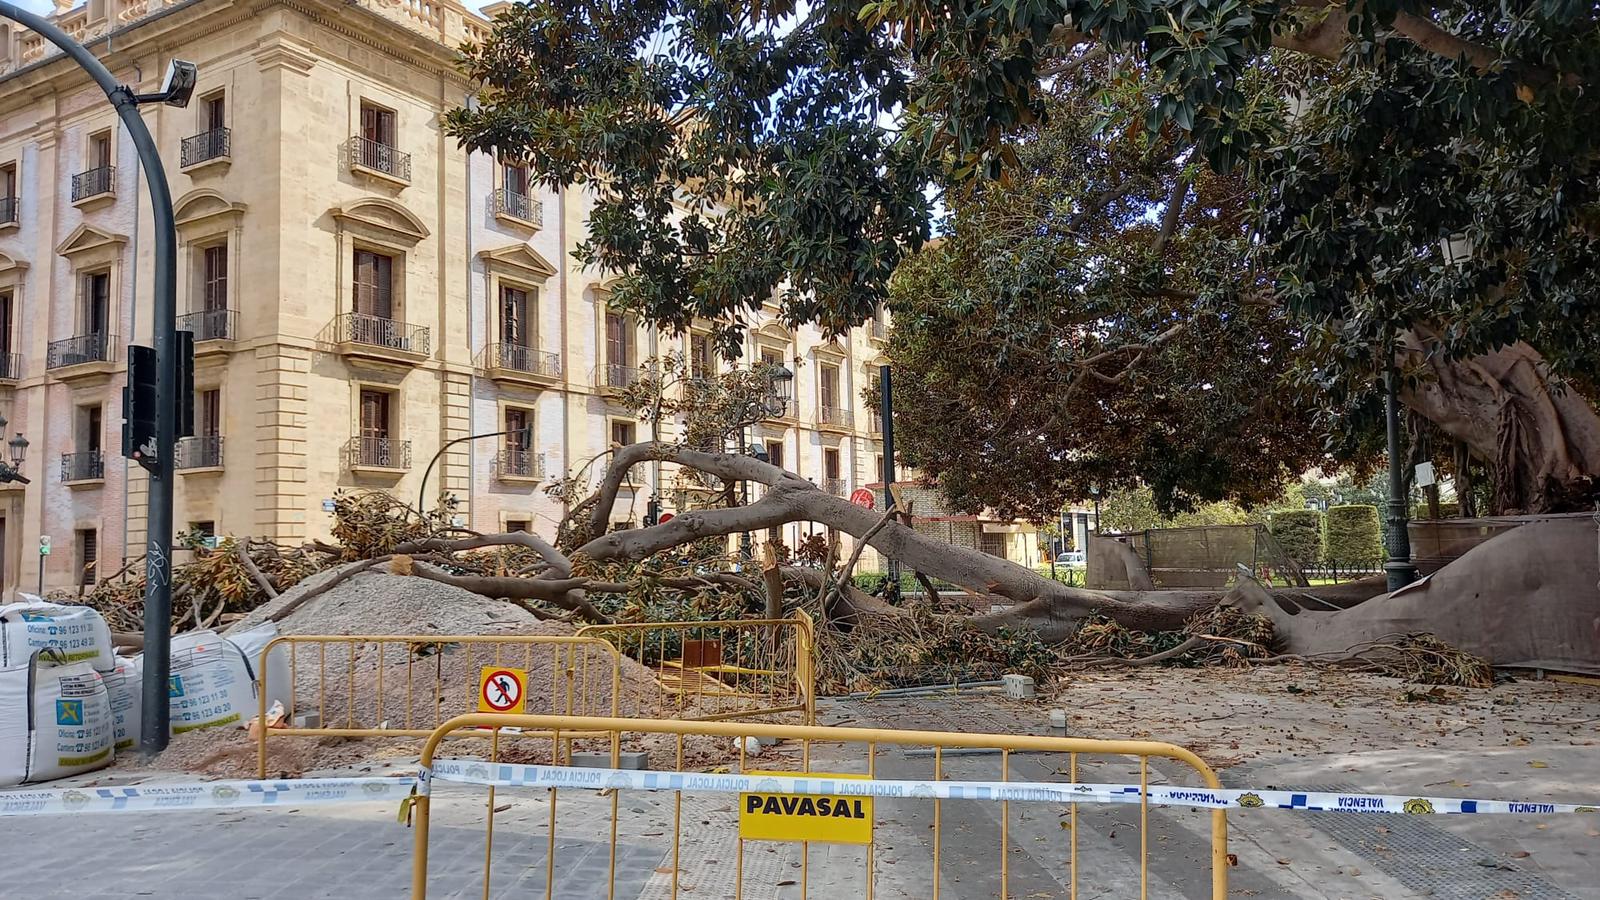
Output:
top-left (505, 408), bottom-right (529, 451)
top-left (0, 292), bottom-right (12, 355)
top-left (360, 390), bottom-right (390, 439)
top-left (767, 441), bottom-right (783, 470)
top-left (205, 94), bottom-right (226, 132)
top-left (605, 312), bottom-right (627, 367)
top-left (200, 389), bottom-right (221, 437)
top-left (79, 530), bottom-right (97, 585)
top-left (362, 105), bottom-right (395, 146)
top-left (353, 251), bottom-right (393, 318)
top-left (501, 287), bottom-right (529, 347)
top-left (91, 134), bottom-right (110, 170)
top-left (84, 272), bottom-right (109, 335)
top-left (820, 365), bottom-right (838, 410)
top-left (504, 163), bottom-right (528, 196)
top-left (203, 245), bottom-right (228, 311)
top-left (825, 448), bottom-right (840, 480)
top-left (86, 406), bottom-right (102, 452)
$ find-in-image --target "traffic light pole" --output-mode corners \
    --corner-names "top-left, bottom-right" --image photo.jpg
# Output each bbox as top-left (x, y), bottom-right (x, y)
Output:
top-left (0, 2), bottom-right (180, 755)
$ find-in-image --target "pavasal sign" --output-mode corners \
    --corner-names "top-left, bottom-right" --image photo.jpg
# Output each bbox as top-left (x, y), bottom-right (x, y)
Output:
top-left (738, 771), bottom-right (873, 844)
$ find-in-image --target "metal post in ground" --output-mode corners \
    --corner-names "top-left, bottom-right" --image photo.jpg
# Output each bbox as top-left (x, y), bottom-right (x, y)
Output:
top-left (1383, 359), bottom-right (1418, 592)
top-left (0, 3), bottom-right (186, 753)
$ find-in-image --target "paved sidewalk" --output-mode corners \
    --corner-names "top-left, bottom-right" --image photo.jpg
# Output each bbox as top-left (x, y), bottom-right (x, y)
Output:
top-left (2, 695), bottom-right (1594, 898)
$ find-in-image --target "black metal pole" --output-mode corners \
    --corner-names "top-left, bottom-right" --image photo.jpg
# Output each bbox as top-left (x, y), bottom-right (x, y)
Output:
top-left (879, 364), bottom-right (899, 582)
top-left (1383, 359), bottom-right (1418, 592)
top-left (0, 2), bottom-right (181, 756)
top-left (738, 427), bottom-right (751, 561)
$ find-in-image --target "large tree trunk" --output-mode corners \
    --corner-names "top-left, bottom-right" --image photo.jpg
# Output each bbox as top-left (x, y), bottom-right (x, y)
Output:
top-left (574, 443), bottom-right (1229, 636)
top-left (1401, 338), bottom-right (1600, 513)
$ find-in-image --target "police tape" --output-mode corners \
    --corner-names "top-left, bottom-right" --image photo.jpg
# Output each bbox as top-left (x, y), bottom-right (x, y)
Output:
top-left (424, 758), bottom-right (1599, 817)
top-left (0, 776), bottom-right (415, 817)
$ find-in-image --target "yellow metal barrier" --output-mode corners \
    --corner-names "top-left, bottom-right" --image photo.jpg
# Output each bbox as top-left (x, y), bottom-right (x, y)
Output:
top-left (254, 634), bottom-right (625, 778)
top-left (576, 614), bottom-right (816, 723)
top-left (410, 713), bottom-right (1228, 900)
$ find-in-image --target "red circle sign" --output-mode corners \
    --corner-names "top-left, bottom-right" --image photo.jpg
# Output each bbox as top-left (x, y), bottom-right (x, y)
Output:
top-left (481, 669), bottom-right (523, 712)
top-left (658, 512), bottom-right (675, 523)
top-left (850, 489), bottom-right (876, 509)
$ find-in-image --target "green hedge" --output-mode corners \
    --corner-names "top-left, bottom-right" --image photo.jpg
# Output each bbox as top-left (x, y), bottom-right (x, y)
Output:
top-left (1325, 504), bottom-right (1384, 562)
top-left (1270, 509), bottom-right (1324, 566)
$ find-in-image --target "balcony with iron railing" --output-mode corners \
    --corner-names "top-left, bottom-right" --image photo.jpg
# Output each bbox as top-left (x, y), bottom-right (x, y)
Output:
top-left (345, 436), bottom-right (410, 472)
top-left (496, 448), bottom-right (546, 481)
top-left (46, 332), bottom-right (116, 378)
top-left (348, 136), bottom-right (411, 183)
top-left (332, 312), bottom-right (430, 363)
top-left (61, 450), bottom-right (104, 484)
top-left (175, 435), bottom-right (224, 471)
top-left (594, 362), bottom-right (643, 395)
top-left (814, 405), bottom-right (855, 434)
top-left (178, 308), bottom-right (236, 345)
top-left (0, 195), bottom-right (16, 227)
top-left (823, 477), bottom-right (848, 497)
top-left (0, 352), bottom-right (20, 382)
top-left (71, 166), bottom-right (114, 203)
top-left (180, 128), bottom-right (231, 169)
top-left (481, 343), bottom-right (561, 386)
top-left (493, 189), bottom-right (543, 228)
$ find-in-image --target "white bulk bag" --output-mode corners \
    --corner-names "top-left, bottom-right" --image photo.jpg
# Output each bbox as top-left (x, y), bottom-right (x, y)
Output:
top-left (103, 656), bottom-right (143, 753)
top-left (0, 599), bottom-right (115, 672)
top-left (167, 630), bottom-right (257, 734)
top-left (228, 622), bottom-right (293, 717)
top-left (0, 651), bottom-right (115, 785)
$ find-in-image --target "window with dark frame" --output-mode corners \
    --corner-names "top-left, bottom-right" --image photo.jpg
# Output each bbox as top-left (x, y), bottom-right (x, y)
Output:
top-left (610, 419), bottom-right (636, 448)
top-left (503, 161), bottom-right (529, 198)
top-left (690, 333), bottom-right (713, 380)
top-left (352, 249), bottom-right (394, 318)
top-left (202, 244), bottom-right (228, 312)
top-left (765, 440), bottom-right (784, 471)
top-left (82, 405), bottom-right (102, 453)
top-left (819, 364), bottom-right (839, 411)
top-left (506, 520), bottom-right (530, 533)
top-left (203, 92), bottom-right (226, 132)
top-left (82, 271), bottom-right (110, 336)
top-left (359, 389), bottom-right (392, 441)
top-left (77, 529), bottom-right (97, 585)
top-left (824, 448), bottom-right (841, 481)
top-left (500, 285), bottom-right (531, 347)
top-left (605, 311), bottom-right (630, 368)
top-left (89, 131), bottom-right (111, 171)
top-left (0, 162), bottom-right (15, 222)
top-left (199, 389), bottom-right (221, 437)
top-left (360, 103), bottom-right (396, 148)
top-left (0, 291), bottom-right (12, 356)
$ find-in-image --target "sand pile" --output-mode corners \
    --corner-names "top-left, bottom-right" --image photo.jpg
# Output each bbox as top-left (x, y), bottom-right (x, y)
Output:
top-left (123, 562), bottom-right (679, 778)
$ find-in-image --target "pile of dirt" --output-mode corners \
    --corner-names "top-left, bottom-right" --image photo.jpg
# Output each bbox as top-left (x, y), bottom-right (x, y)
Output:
top-left (120, 563), bottom-right (684, 778)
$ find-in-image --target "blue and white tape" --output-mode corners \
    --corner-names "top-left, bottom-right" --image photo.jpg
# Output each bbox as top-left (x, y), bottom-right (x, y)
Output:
top-left (425, 759), bottom-right (1599, 817)
top-left (0, 776), bottom-right (414, 817)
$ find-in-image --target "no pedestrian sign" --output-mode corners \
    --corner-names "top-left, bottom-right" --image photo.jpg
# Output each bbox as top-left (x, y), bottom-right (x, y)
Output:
top-left (477, 667), bottom-right (527, 715)
top-left (738, 771), bottom-right (873, 844)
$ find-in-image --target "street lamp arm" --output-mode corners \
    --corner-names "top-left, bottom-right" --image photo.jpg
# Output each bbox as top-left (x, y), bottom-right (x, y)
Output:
top-left (3, 471), bottom-right (30, 485)
top-left (417, 428), bottom-right (529, 516)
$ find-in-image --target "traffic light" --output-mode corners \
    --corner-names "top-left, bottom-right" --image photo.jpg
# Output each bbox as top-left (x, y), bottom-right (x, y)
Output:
top-left (123, 345), bottom-right (157, 468)
top-left (123, 336), bottom-right (196, 472)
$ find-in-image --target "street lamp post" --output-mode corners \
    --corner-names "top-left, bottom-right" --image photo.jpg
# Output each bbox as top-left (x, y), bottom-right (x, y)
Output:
top-left (0, 2), bottom-right (196, 756)
top-left (0, 415), bottom-right (31, 486)
top-left (417, 426), bottom-right (534, 518)
top-left (739, 365), bottom-right (793, 562)
top-left (1383, 360), bottom-right (1418, 592)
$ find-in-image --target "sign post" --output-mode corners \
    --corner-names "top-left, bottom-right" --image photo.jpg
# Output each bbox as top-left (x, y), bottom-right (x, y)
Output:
top-left (36, 535), bottom-right (49, 596)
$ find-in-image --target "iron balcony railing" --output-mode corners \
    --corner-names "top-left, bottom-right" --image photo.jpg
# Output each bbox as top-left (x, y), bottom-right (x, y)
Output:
top-left (175, 435), bottom-right (224, 470)
top-left (486, 343), bottom-right (561, 378)
top-left (0, 195), bottom-right (16, 225)
top-left (337, 312), bottom-right (430, 356)
top-left (61, 450), bottom-right (104, 482)
top-left (596, 363), bottom-right (642, 391)
top-left (349, 136), bottom-right (411, 181)
top-left (178, 308), bottom-right (235, 342)
top-left (0, 352), bottom-right (20, 381)
top-left (345, 436), bottom-right (410, 470)
top-left (493, 188), bottom-right (542, 226)
top-left (823, 477), bottom-right (848, 497)
top-left (816, 405), bottom-right (855, 430)
top-left (180, 128), bottom-right (230, 167)
top-left (71, 166), bottom-right (114, 201)
top-left (46, 332), bottom-right (114, 369)
top-left (497, 448), bottom-right (545, 479)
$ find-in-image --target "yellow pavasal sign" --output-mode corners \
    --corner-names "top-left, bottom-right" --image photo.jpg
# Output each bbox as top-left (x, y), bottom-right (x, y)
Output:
top-left (739, 771), bottom-right (873, 844)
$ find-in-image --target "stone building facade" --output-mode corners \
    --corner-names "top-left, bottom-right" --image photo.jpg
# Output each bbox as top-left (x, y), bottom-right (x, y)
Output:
top-left (0, 0), bottom-right (889, 592)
